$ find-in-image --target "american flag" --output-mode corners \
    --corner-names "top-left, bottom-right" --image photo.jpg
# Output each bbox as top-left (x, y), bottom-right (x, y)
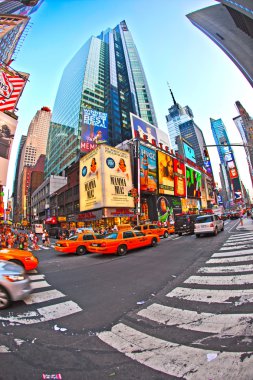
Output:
top-left (0, 66), bottom-right (28, 112)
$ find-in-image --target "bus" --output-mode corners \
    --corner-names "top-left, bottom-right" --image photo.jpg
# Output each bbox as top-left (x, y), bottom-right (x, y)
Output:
top-left (32, 224), bottom-right (44, 234)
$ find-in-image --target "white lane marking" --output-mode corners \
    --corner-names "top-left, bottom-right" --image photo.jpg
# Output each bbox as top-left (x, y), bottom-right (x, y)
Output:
top-left (212, 249), bottom-right (253, 257)
top-left (24, 289), bottom-right (65, 304)
top-left (184, 274), bottom-right (253, 285)
top-left (228, 236), bottom-right (253, 241)
top-left (98, 323), bottom-right (253, 379)
top-left (28, 274), bottom-right (44, 281)
top-left (223, 241), bottom-right (253, 246)
top-left (207, 255), bottom-right (253, 264)
top-left (0, 301), bottom-right (82, 325)
top-left (220, 245), bottom-right (252, 251)
top-left (229, 232), bottom-right (253, 238)
top-left (38, 245), bottom-right (50, 250)
top-left (0, 345), bottom-right (11, 353)
top-left (30, 280), bottom-right (51, 290)
top-left (166, 287), bottom-right (253, 304)
top-left (198, 264), bottom-right (253, 274)
top-left (138, 303), bottom-right (253, 335)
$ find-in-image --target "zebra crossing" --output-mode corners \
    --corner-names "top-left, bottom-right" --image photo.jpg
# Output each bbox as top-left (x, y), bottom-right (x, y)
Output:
top-left (97, 232), bottom-right (253, 379)
top-left (27, 244), bottom-right (55, 252)
top-left (0, 272), bottom-right (82, 326)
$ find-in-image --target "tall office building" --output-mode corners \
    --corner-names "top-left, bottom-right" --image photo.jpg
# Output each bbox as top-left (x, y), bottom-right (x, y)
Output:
top-left (187, 1), bottom-right (253, 87)
top-left (210, 117), bottom-right (242, 202)
top-left (45, 20), bottom-right (157, 177)
top-left (12, 134), bottom-right (26, 222)
top-left (0, 0), bottom-right (42, 16)
top-left (233, 101), bottom-right (253, 186)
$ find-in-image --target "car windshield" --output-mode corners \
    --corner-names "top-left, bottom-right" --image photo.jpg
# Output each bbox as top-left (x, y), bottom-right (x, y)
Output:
top-left (105, 233), bottom-right (118, 239)
top-left (68, 235), bottom-right (78, 241)
top-left (196, 216), bottom-right (213, 223)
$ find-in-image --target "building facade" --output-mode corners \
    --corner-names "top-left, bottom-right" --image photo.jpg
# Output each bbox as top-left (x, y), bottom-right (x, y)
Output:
top-left (187, 1), bottom-right (253, 87)
top-left (45, 20), bottom-right (157, 177)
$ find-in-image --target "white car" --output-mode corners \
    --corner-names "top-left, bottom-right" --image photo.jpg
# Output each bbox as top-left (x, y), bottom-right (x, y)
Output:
top-left (194, 214), bottom-right (224, 238)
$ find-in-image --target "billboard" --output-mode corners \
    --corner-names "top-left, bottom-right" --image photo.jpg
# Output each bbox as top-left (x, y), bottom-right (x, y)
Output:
top-left (79, 147), bottom-right (103, 212)
top-left (186, 166), bottom-right (201, 198)
top-left (229, 167), bottom-right (238, 179)
top-left (0, 65), bottom-right (28, 112)
top-left (173, 159), bottom-right (186, 197)
top-left (140, 144), bottom-right (157, 192)
top-left (80, 108), bottom-right (108, 153)
top-left (79, 145), bottom-right (134, 212)
top-left (130, 113), bottom-right (170, 147)
top-left (157, 195), bottom-right (182, 224)
top-left (183, 142), bottom-right (196, 163)
top-left (0, 112), bottom-right (17, 186)
top-left (157, 151), bottom-right (174, 195)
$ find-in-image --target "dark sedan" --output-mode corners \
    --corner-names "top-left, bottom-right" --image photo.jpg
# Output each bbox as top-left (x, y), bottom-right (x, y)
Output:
top-left (230, 211), bottom-right (240, 219)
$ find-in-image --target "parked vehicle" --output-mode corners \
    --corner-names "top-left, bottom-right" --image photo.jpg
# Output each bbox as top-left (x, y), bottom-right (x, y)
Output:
top-left (230, 211), bottom-right (240, 219)
top-left (88, 230), bottom-right (160, 256)
top-left (194, 214), bottom-right (224, 237)
top-left (48, 227), bottom-right (69, 239)
top-left (0, 247), bottom-right (38, 271)
top-left (55, 231), bottom-right (104, 255)
top-left (134, 223), bottom-right (174, 238)
top-left (0, 260), bottom-right (31, 309)
top-left (174, 214), bottom-right (198, 236)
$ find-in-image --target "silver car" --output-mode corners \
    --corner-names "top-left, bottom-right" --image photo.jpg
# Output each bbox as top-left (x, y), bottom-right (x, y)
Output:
top-left (0, 260), bottom-right (31, 309)
top-left (194, 214), bottom-right (224, 238)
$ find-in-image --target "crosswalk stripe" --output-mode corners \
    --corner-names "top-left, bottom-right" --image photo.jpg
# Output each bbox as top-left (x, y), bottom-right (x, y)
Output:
top-left (198, 264), bottom-right (253, 274)
top-left (220, 244), bottom-right (252, 251)
top-left (98, 323), bottom-right (253, 379)
top-left (207, 255), bottom-right (253, 264)
top-left (30, 280), bottom-right (51, 290)
top-left (213, 249), bottom-right (253, 257)
top-left (138, 303), bottom-right (253, 335)
top-left (28, 274), bottom-right (44, 281)
top-left (166, 287), bottom-right (253, 303)
top-left (229, 233), bottom-right (253, 238)
top-left (228, 236), bottom-right (253, 241)
top-left (184, 274), bottom-right (253, 286)
top-left (0, 345), bottom-right (11, 353)
top-left (223, 241), bottom-right (253, 246)
top-left (38, 245), bottom-right (50, 250)
top-left (24, 289), bottom-right (65, 304)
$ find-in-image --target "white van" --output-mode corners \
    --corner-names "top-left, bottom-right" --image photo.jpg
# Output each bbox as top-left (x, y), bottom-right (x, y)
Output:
top-left (32, 224), bottom-right (44, 234)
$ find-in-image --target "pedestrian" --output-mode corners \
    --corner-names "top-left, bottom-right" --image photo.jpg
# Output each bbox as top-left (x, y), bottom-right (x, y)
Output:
top-left (42, 231), bottom-right (46, 245)
top-left (240, 210), bottom-right (244, 226)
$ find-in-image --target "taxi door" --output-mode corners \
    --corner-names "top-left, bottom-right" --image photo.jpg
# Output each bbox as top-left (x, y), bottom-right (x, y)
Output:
top-left (122, 231), bottom-right (137, 249)
top-left (134, 231), bottom-right (149, 247)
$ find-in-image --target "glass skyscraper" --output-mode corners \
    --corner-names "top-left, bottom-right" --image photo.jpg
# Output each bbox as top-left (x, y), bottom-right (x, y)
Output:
top-left (45, 20), bottom-right (157, 177)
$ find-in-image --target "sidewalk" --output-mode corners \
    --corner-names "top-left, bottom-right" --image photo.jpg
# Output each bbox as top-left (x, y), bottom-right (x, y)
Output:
top-left (236, 217), bottom-right (253, 232)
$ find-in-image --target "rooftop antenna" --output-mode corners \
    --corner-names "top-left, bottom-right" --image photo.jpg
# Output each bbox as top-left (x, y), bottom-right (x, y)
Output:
top-left (167, 82), bottom-right (177, 106)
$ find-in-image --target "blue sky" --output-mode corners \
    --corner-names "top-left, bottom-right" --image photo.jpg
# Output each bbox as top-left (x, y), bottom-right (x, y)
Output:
top-left (6, 0), bottom-right (253, 199)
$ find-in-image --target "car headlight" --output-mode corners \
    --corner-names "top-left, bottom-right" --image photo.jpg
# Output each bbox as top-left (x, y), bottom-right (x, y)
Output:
top-left (4, 274), bottom-right (26, 282)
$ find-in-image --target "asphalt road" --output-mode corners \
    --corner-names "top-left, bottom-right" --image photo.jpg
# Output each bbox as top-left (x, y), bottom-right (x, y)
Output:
top-left (1, 218), bottom-right (253, 380)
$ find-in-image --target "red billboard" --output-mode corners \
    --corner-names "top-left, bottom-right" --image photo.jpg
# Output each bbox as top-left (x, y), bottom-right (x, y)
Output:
top-left (174, 159), bottom-right (186, 197)
top-left (0, 65), bottom-right (28, 112)
top-left (229, 167), bottom-right (238, 179)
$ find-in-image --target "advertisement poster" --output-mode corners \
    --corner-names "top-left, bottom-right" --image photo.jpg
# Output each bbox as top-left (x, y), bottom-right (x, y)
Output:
top-left (0, 66), bottom-right (28, 112)
top-left (173, 159), bottom-right (186, 197)
top-left (140, 144), bottom-right (157, 192)
top-left (80, 108), bottom-right (108, 153)
top-left (229, 167), bottom-right (238, 179)
top-left (186, 166), bottom-right (201, 198)
top-left (79, 147), bottom-right (103, 212)
top-left (157, 195), bottom-right (181, 225)
top-left (0, 112), bottom-right (17, 186)
top-left (103, 145), bottom-right (134, 208)
top-left (183, 142), bottom-right (196, 163)
top-left (157, 151), bottom-right (174, 195)
top-left (130, 113), bottom-right (170, 147)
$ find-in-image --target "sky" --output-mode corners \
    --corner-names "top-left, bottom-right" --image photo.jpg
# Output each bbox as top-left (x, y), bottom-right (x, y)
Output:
top-left (6, 0), bottom-right (253, 201)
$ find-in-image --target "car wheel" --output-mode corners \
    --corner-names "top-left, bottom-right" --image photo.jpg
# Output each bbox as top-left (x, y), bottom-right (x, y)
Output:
top-left (9, 259), bottom-right (24, 268)
top-left (196, 234), bottom-right (200, 238)
top-left (213, 228), bottom-right (218, 236)
top-left (163, 231), bottom-right (169, 238)
top-left (76, 246), bottom-right (87, 255)
top-left (221, 225), bottom-right (224, 231)
top-left (150, 238), bottom-right (157, 247)
top-left (117, 245), bottom-right (127, 256)
top-left (0, 286), bottom-right (11, 310)
top-left (178, 232), bottom-right (182, 236)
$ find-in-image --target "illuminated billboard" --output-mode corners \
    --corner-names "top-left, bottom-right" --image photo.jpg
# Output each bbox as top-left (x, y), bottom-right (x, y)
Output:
top-left (186, 166), bottom-right (201, 198)
top-left (130, 113), bottom-right (170, 147)
top-left (79, 147), bottom-right (103, 212)
top-left (0, 66), bottom-right (28, 112)
top-left (157, 151), bottom-right (174, 195)
top-left (229, 167), bottom-right (238, 179)
top-left (0, 112), bottom-right (17, 186)
top-left (79, 145), bottom-right (134, 212)
top-left (183, 142), bottom-right (196, 163)
top-left (140, 144), bottom-right (157, 192)
top-left (80, 108), bottom-right (108, 153)
top-left (173, 159), bottom-right (186, 197)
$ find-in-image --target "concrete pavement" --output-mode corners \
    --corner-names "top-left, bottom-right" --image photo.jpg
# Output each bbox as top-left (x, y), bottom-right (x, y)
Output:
top-left (236, 216), bottom-right (253, 231)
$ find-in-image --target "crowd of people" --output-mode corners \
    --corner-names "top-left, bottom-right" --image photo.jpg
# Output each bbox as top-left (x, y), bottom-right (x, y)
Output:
top-left (0, 226), bottom-right (51, 250)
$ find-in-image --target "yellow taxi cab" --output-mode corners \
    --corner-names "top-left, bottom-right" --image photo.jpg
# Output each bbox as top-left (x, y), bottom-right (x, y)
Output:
top-left (134, 223), bottom-right (174, 238)
top-left (0, 247), bottom-right (38, 271)
top-left (54, 231), bottom-right (104, 255)
top-left (88, 229), bottom-right (160, 256)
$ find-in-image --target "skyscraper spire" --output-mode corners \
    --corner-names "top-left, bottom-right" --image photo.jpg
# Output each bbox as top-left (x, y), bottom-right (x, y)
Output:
top-left (167, 82), bottom-right (177, 106)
